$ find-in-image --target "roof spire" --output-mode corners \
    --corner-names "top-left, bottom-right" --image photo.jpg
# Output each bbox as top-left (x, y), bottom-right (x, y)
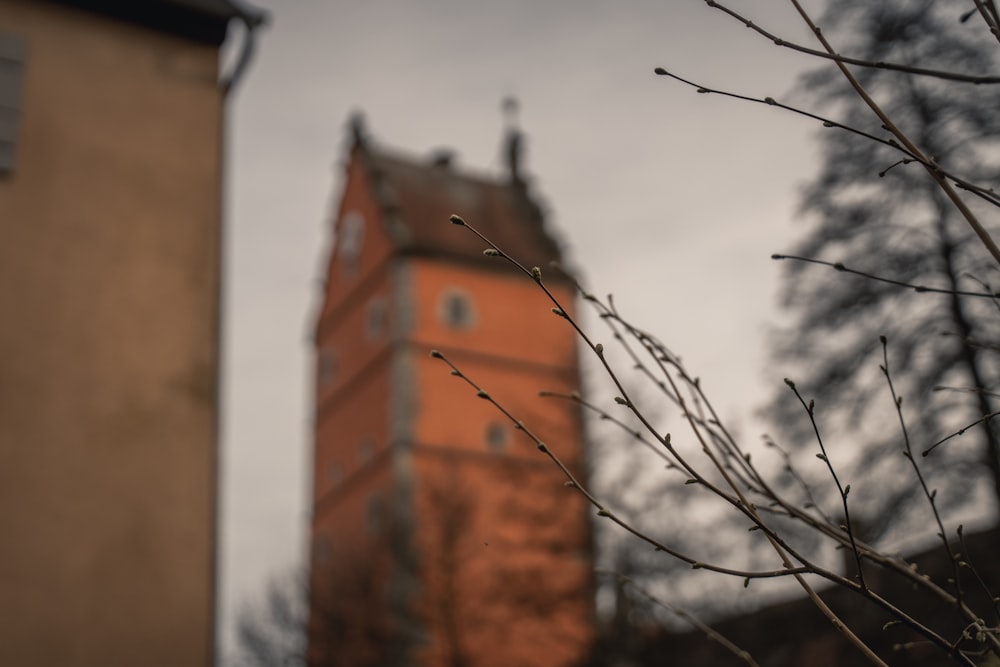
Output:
top-left (348, 111), bottom-right (367, 147)
top-left (502, 97), bottom-right (524, 186)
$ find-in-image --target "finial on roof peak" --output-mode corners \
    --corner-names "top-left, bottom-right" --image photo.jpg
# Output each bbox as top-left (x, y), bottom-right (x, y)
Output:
top-left (429, 148), bottom-right (456, 168)
top-left (502, 96), bottom-right (519, 121)
top-left (502, 97), bottom-right (524, 187)
top-left (348, 111), bottom-right (367, 146)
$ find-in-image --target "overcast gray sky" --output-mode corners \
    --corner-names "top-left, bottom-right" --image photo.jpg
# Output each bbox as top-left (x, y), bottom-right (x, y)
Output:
top-left (218, 0), bottom-right (825, 658)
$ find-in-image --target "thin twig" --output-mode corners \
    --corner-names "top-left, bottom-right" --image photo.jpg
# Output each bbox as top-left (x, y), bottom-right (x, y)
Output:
top-left (970, 0), bottom-right (1000, 44)
top-left (924, 411), bottom-right (1000, 456)
top-left (705, 0), bottom-right (1000, 84)
top-left (772, 255), bottom-right (1000, 299)
top-left (652, 69), bottom-right (1000, 209)
top-left (785, 380), bottom-right (867, 590)
top-left (880, 336), bottom-right (964, 608)
top-left (431, 349), bottom-right (808, 582)
top-left (956, 524), bottom-right (1000, 621)
top-left (604, 571), bottom-right (763, 667)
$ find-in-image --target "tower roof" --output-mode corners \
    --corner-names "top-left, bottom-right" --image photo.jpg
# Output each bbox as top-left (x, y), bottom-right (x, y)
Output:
top-left (349, 118), bottom-right (567, 276)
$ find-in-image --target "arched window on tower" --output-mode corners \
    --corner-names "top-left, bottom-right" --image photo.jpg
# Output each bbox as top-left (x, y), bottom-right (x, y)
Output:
top-left (485, 421), bottom-right (508, 452)
top-left (439, 288), bottom-right (475, 330)
top-left (366, 297), bottom-right (388, 340)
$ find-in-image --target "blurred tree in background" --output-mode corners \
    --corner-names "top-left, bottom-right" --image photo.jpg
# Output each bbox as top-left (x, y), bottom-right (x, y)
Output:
top-left (232, 570), bottom-right (306, 667)
top-left (768, 0), bottom-right (1000, 541)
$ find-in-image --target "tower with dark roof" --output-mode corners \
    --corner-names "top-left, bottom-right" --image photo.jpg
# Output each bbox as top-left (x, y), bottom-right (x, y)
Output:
top-left (308, 116), bottom-right (594, 666)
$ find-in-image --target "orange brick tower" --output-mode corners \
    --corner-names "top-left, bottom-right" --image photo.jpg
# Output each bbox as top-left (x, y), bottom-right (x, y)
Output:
top-left (308, 113), bottom-right (594, 667)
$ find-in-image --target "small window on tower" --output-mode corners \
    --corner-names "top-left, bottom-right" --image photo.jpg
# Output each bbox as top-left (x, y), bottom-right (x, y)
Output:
top-left (485, 422), bottom-right (508, 451)
top-left (439, 289), bottom-right (475, 330)
top-left (318, 347), bottom-right (338, 387)
top-left (366, 297), bottom-right (388, 340)
top-left (367, 494), bottom-right (385, 534)
top-left (338, 210), bottom-right (365, 275)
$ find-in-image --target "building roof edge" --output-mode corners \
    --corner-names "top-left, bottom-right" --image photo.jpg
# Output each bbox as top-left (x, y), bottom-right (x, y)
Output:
top-left (43, 0), bottom-right (267, 45)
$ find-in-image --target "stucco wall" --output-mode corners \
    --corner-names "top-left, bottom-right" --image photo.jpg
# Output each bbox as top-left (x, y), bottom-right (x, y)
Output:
top-left (0, 2), bottom-right (223, 665)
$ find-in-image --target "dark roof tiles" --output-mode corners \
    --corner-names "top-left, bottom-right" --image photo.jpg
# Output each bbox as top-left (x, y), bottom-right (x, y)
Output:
top-left (360, 144), bottom-right (566, 276)
top-left (48, 0), bottom-right (265, 44)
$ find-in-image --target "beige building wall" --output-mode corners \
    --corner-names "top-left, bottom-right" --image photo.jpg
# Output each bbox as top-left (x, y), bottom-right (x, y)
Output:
top-left (0, 2), bottom-right (225, 665)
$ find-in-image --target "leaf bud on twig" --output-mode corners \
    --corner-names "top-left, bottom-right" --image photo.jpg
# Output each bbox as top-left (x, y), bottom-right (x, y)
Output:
top-left (483, 248), bottom-right (501, 257)
top-left (531, 266), bottom-right (542, 282)
top-left (449, 214), bottom-right (466, 225)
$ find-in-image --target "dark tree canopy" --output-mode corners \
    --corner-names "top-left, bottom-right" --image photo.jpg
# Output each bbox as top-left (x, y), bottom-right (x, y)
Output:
top-left (769, 0), bottom-right (1000, 540)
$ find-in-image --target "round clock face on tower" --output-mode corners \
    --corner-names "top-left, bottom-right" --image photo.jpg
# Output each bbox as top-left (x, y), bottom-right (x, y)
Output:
top-left (338, 210), bottom-right (365, 273)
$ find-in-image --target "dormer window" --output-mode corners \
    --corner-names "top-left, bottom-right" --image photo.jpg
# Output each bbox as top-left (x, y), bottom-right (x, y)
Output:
top-left (338, 210), bottom-right (365, 275)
